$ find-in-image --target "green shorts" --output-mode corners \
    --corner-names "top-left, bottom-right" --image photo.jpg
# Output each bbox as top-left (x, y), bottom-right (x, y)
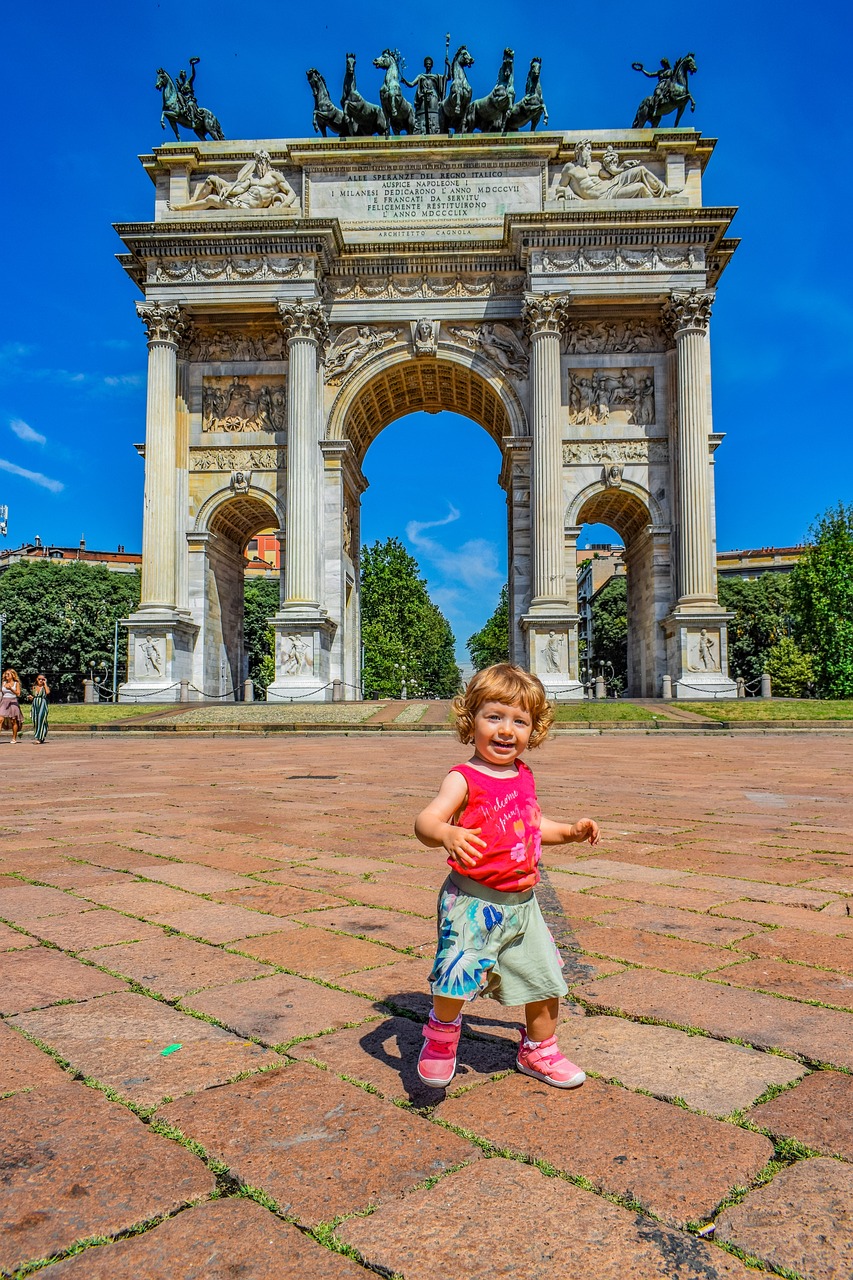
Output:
top-left (428, 870), bottom-right (568, 1007)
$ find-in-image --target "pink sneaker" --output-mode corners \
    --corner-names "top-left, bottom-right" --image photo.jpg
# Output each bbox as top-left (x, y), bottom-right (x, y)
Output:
top-left (516, 1035), bottom-right (586, 1088)
top-left (417, 1016), bottom-right (461, 1087)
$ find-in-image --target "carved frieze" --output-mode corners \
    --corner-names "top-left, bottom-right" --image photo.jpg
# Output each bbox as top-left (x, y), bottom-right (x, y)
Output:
top-left (322, 273), bottom-right (525, 301)
top-left (538, 246), bottom-right (702, 274)
top-left (564, 318), bottom-right (663, 354)
top-left (447, 323), bottom-right (529, 378)
top-left (201, 376), bottom-right (286, 433)
top-left (568, 369), bottom-right (655, 426)
top-left (188, 329), bottom-right (286, 362)
top-left (323, 326), bottom-right (402, 384)
top-left (190, 447), bottom-right (284, 472)
top-left (150, 256), bottom-right (306, 285)
top-left (562, 439), bottom-right (669, 466)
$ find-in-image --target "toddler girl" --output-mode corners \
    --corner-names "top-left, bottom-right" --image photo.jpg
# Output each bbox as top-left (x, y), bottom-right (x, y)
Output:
top-left (414, 663), bottom-right (600, 1089)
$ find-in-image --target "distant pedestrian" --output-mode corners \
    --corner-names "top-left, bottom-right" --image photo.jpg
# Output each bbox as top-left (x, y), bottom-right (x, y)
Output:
top-left (29, 674), bottom-right (50, 744)
top-left (413, 663), bottom-right (600, 1090)
top-left (0, 669), bottom-right (24, 743)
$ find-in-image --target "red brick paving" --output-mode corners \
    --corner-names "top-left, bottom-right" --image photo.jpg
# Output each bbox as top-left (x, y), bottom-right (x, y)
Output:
top-left (1, 734), bottom-right (852, 1274)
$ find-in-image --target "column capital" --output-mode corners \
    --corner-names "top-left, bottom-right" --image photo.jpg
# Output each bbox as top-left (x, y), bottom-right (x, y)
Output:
top-left (662, 289), bottom-right (714, 340)
top-left (522, 292), bottom-right (571, 339)
top-left (278, 298), bottom-right (329, 346)
top-left (136, 301), bottom-right (188, 347)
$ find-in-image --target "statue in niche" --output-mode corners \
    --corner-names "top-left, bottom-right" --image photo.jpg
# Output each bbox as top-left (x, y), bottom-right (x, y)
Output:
top-left (543, 631), bottom-right (564, 673)
top-left (342, 506), bottom-right (353, 555)
top-left (155, 59), bottom-right (224, 141)
top-left (631, 53), bottom-right (697, 129)
top-left (637, 376), bottom-right (656, 425)
top-left (140, 636), bottom-right (162, 677)
top-left (169, 150), bottom-right (299, 213)
top-left (324, 326), bottom-right (400, 382)
top-left (402, 56), bottom-right (446, 134)
top-left (555, 140), bottom-right (670, 201)
top-left (412, 318), bottom-right (439, 356)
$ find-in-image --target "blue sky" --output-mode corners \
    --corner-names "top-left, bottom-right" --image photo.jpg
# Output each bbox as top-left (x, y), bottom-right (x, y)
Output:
top-left (2, 0), bottom-right (851, 658)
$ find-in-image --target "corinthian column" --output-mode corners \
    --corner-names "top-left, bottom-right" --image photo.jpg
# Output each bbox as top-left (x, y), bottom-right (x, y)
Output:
top-left (137, 302), bottom-right (186, 611)
top-left (664, 290), bottom-right (716, 607)
top-left (523, 293), bottom-right (571, 606)
top-left (278, 299), bottom-right (328, 608)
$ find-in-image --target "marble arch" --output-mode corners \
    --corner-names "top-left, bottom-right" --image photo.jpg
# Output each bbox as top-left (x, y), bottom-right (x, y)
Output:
top-left (117, 129), bottom-right (739, 701)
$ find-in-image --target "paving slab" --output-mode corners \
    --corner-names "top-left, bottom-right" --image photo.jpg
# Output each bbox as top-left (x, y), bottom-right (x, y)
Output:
top-left (289, 903), bottom-right (433, 950)
top-left (0, 882), bottom-right (85, 921)
top-left (0, 947), bottom-right (127, 1014)
top-left (32, 863), bottom-right (134, 891)
top-left (0, 1079), bottom-right (214, 1276)
top-left (437, 1074), bottom-right (772, 1226)
top-left (21, 908), bottom-right (167, 950)
top-left (329, 878), bottom-right (438, 916)
top-left (79, 880), bottom-right (204, 916)
top-left (68, 844), bottom-right (184, 872)
top-left (38, 1197), bottom-right (368, 1279)
top-left (715, 1158), bottom-right (853, 1280)
top-left (288, 1014), bottom-right (510, 1102)
top-left (582, 880), bottom-right (731, 911)
top-left (0, 1019), bottom-right (71, 1095)
top-left (593, 902), bottom-right (763, 945)
top-left (711, 899), bottom-right (853, 936)
top-left (734, 927), bottom-right (853, 974)
top-left (80, 935), bottom-right (276, 999)
top-left (129, 862), bottom-right (252, 893)
top-left (228, 923), bottom-right (399, 978)
top-left (212, 884), bottom-right (353, 916)
top-left (181, 971), bottom-right (381, 1045)
top-left (555, 1014), bottom-right (806, 1115)
top-left (683, 874), bottom-right (842, 908)
top-left (749, 1070), bottom-right (853, 1160)
top-left (710, 957), bottom-right (853, 1009)
top-left (575, 970), bottom-right (853, 1070)
top-left (10, 991), bottom-right (284, 1105)
top-left (0, 919), bottom-right (38, 949)
top-left (159, 1062), bottom-right (480, 1226)
top-left (340, 1158), bottom-right (760, 1280)
top-left (145, 902), bottom-right (286, 943)
top-left (169, 848), bottom-right (283, 873)
top-left (569, 922), bottom-right (737, 975)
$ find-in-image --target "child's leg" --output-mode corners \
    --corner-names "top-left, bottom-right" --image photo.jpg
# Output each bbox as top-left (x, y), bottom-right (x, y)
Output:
top-left (517, 996), bottom-right (585, 1089)
top-left (524, 996), bottom-right (559, 1042)
top-left (433, 995), bottom-right (465, 1024)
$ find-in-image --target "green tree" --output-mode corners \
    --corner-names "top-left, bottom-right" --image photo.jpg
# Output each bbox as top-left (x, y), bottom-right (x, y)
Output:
top-left (717, 574), bottom-right (794, 686)
top-left (764, 636), bottom-right (816, 698)
top-left (467, 584), bottom-right (509, 669)
top-left (243, 577), bottom-right (279, 690)
top-left (790, 502), bottom-right (853, 698)
top-left (590, 575), bottom-right (628, 691)
top-left (0, 561), bottom-right (141, 700)
top-left (361, 538), bottom-right (460, 698)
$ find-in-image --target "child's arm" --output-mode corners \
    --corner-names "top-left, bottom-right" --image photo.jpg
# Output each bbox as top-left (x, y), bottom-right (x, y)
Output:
top-left (539, 816), bottom-right (600, 847)
top-left (415, 771), bottom-right (487, 869)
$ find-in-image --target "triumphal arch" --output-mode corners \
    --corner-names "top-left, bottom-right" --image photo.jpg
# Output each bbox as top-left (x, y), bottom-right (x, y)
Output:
top-left (117, 118), bottom-right (738, 701)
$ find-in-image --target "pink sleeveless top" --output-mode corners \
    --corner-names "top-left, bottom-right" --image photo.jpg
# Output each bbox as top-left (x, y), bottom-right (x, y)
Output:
top-left (448, 760), bottom-right (542, 893)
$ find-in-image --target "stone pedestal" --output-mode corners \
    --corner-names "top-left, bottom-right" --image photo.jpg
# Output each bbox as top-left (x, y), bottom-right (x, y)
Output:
top-left (521, 613), bottom-right (585, 701)
top-left (265, 608), bottom-right (337, 702)
top-left (120, 615), bottom-right (198, 702)
top-left (662, 610), bottom-right (736, 700)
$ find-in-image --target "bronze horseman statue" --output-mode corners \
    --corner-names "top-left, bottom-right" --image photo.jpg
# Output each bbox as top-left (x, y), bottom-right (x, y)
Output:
top-left (155, 57), bottom-right (224, 140)
top-left (631, 53), bottom-right (697, 128)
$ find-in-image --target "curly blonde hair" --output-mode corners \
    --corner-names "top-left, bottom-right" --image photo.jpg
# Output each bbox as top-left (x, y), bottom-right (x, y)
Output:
top-left (452, 664), bottom-right (553, 748)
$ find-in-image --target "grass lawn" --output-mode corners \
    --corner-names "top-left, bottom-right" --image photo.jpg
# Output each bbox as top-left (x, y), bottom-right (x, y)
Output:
top-left (672, 700), bottom-right (853, 722)
top-left (37, 704), bottom-right (166, 723)
top-left (551, 701), bottom-right (656, 722)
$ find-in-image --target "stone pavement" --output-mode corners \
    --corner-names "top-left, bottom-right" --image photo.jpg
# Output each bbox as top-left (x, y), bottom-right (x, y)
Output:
top-left (1, 735), bottom-right (852, 1279)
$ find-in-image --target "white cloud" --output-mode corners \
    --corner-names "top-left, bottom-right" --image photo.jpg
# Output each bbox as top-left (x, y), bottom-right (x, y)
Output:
top-left (406, 505), bottom-right (460, 540)
top-left (0, 457), bottom-right (64, 493)
top-left (406, 505), bottom-right (503, 594)
top-left (9, 418), bottom-right (46, 445)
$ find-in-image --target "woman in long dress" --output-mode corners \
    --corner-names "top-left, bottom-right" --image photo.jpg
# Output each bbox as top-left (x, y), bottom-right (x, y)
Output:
top-left (0, 669), bottom-right (24, 743)
top-left (30, 674), bottom-right (50, 744)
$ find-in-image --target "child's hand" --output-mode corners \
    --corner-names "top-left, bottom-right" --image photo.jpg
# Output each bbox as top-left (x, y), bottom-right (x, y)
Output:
top-left (571, 819), bottom-right (600, 846)
top-left (443, 824), bottom-right (487, 869)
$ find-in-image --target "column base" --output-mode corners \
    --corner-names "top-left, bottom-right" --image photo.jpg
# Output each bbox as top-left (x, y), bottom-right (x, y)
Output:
top-left (265, 608), bottom-right (338, 703)
top-left (119, 612), bottom-right (198, 703)
top-left (662, 610), bottom-right (737, 700)
top-left (520, 612), bottom-right (585, 701)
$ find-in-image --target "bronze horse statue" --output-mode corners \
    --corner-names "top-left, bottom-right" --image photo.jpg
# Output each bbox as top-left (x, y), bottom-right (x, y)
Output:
top-left (342, 52), bottom-right (387, 137)
top-left (503, 57), bottom-right (547, 132)
top-left (442, 45), bottom-right (475, 135)
top-left (307, 68), bottom-right (350, 136)
top-left (373, 49), bottom-right (416, 135)
top-left (466, 47), bottom-right (514, 133)
top-left (155, 67), bottom-right (223, 141)
top-left (632, 53), bottom-right (697, 128)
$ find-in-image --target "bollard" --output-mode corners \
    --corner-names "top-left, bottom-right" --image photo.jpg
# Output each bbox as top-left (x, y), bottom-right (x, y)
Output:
top-left (179, 680), bottom-right (190, 703)
top-left (83, 679), bottom-right (95, 704)
top-left (661, 674), bottom-right (672, 700)
top-left (594, 675), bottom-right (606, 700)
top-left (243, 678), bottom-right (254, 703)
top-left (332, 678), bottom-right (343, 702)
top-left (736, 677), bottom-right (746, 698)
top-left (760, 672), bottom-right (772, 699)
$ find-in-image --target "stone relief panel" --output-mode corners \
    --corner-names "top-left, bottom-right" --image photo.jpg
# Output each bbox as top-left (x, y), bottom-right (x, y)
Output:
top-left (190, 447), bottom-right (284, 472)
top-left (568, 369), bottom-right (655, 426)
top-left (201, 376), bottom-right (286, 433)
top-left (136, 636), bottom-right (163, 679)
top-left (687, 628), bottom-right (721, 673)
top-left (551, 141), bottom-right (671, 202)
top-left (540, 630), bottom-right (567, 674)
top-left (151, 256), bottom-right (306, 285)
top-left (324, 326), bottom-right (402, 384)
top-left (562, 440), bottom-right (669, 465)
top-left (564, 319), bottom-right (663, 354)
top-left (169, 150), bottom-right (301, 214)
top-left (537, 246), bottom-right (702, 275)
top-left (281, 634), bottom-right (314, 677)
top-left (447, 323), bottom-right (529, 379)
top-left (189, 329), bottom-right (287, 362)
top-left (322, 273), bottom-right (525, 301)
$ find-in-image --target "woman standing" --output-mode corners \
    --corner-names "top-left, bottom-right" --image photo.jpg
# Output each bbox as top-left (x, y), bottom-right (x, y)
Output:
top-left (30, 674), bottom-right (50, 744)
top-left (0, 670), bottom-right (24, 743)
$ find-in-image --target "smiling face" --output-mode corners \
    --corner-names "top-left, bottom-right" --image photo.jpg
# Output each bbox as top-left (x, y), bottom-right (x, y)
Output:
top-left (472, 700), bottom-right (533, 768)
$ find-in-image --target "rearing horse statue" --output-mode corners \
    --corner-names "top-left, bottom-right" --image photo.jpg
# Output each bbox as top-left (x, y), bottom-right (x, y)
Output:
top-left (466, 47), bottom-right (514, 133)
top-left (632, 53), bottom-right (697, 128)
top-left (373, 49), bottom-right (416, 135)
top-left (342, 52), bottom-right (387, 137)
top-left (155, 67), bottom-right (224, 141)
top-left (442, 46), bottom-right (475, 135)
top-left (307, 68), bottom-right (350, 137)
top-left (503, 57), bottom-right (547, 132)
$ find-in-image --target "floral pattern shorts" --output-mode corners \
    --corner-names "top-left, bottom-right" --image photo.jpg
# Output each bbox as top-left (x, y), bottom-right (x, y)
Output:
top-left (428, 871), bottom-right (568, 1007)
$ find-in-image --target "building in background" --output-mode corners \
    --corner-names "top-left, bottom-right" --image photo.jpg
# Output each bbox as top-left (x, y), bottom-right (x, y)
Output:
top-left (0, 538), bottom-right (141, 576)
top-left (576, 544), bottom-right (627, 668)
top-left (716, 546), bottom-right (805, 579)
